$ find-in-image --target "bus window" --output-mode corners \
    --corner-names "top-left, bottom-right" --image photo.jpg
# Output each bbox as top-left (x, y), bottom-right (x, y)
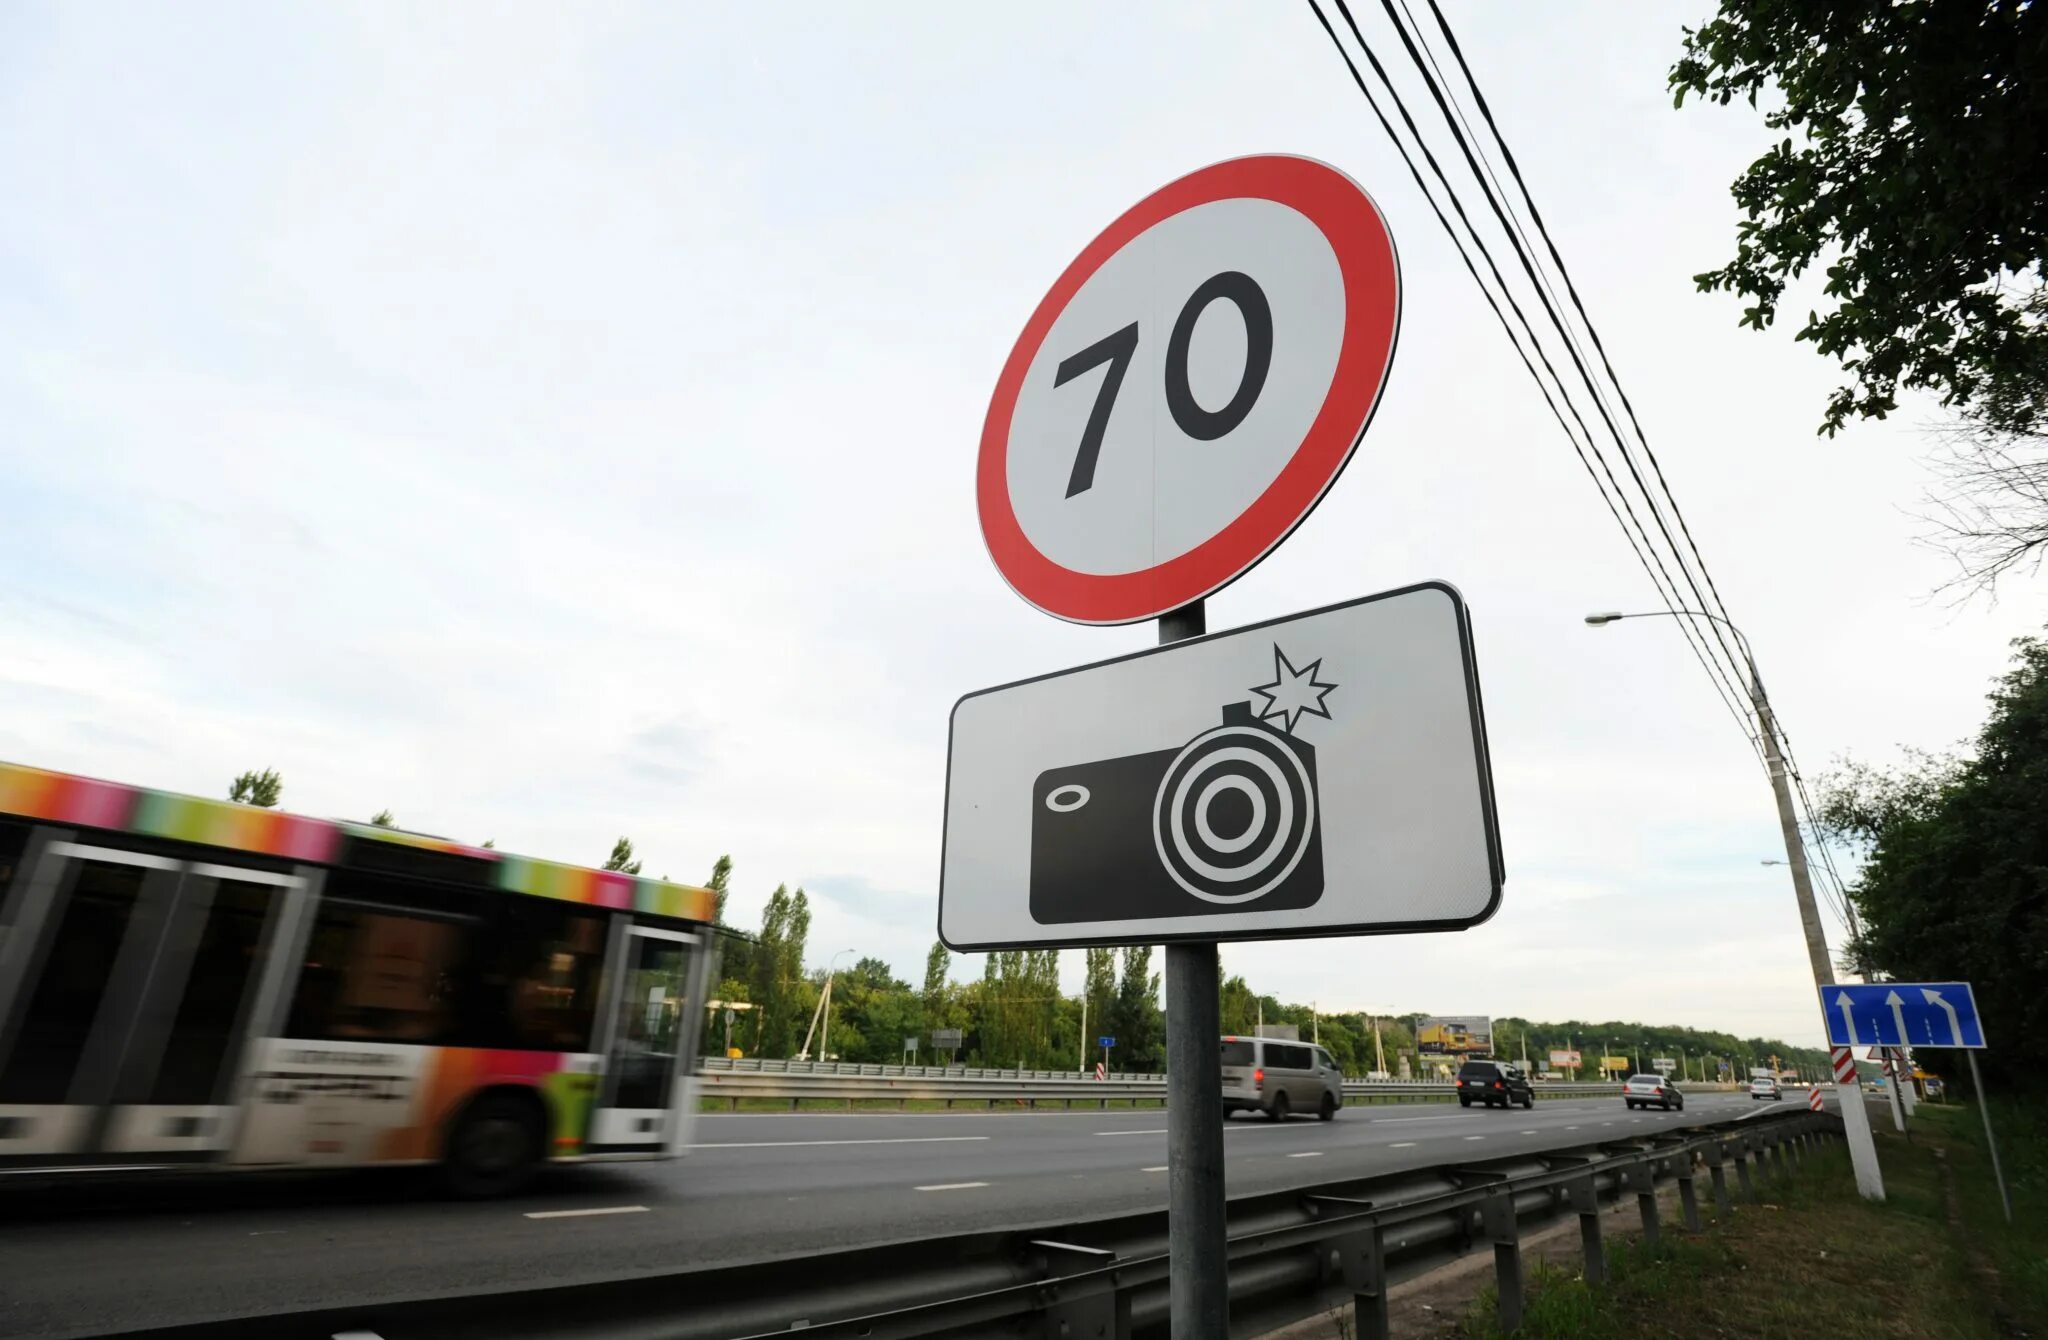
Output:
top-left (285, 898), bottom-right (476, 1046)
top-left (479, 898), bottom-right (607, 1052)
top-left (0, 854), bottom-right (151, 1103)
top-left (0, 819), bottom-right (29, 922)
top-left (147, 875), bottom-right (276, 1104)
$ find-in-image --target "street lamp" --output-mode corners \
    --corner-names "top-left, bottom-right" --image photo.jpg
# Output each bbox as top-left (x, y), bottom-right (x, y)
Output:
top-left (1584, 607), bottom-right (1884, 1198)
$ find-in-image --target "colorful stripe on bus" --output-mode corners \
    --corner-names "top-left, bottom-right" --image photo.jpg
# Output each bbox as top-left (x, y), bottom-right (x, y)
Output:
top-left (0, 760), bottom-right (714, 922)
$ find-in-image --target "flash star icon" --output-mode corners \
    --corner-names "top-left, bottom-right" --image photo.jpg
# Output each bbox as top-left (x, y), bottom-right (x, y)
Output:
top-left (1250, 645), bottom-right (1337, 734)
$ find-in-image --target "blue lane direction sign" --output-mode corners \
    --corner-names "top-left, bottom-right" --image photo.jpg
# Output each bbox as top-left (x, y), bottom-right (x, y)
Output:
top-left (1099, 1036), bottom-right (1116, 1048)
top-left (1820, 982), bottom-right (1986, 1049)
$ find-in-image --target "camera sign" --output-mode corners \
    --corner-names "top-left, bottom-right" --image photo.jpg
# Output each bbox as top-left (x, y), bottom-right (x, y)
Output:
top-left (939, 583), bottom-right (1501, 949)
top-left (978, 155), bottom-right (1400, 625)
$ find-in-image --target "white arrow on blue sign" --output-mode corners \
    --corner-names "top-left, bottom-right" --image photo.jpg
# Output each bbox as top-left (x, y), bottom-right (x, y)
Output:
top-left (1099, 1037), bottom-right (1116, 1048)
top-left (1820, 982), bottom-right (1985, 1049)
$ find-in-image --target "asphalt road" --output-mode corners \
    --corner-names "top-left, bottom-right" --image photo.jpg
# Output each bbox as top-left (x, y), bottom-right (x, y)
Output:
top-left (0, 1091), bottom-right (1781, 1337)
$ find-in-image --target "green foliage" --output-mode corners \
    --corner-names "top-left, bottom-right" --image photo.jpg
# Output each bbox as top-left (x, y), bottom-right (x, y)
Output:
top-left (1820, 635), bottom-right (2048, 1092)
top-left (1219, 975), bottom-right (1257, 1036)
top-left (227, 768), bottom-right (282, 808)
top-left (748, 884), bottom-right (811, 1058)
top-left (602, 836), bottom-right (643, 875)
top-left (1109, 946), bottom-right (1163, 1072)
top-left (707, 854), bottom-right (733, 922)
top-left (368, 809), bottom-right (395, 827)
top-left (1671, 1), bottom-right (2048, 436)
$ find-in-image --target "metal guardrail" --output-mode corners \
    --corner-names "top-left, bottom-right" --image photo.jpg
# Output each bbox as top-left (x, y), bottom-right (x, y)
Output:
top-left (696, 1064), bottom-right (1735, 1109)
top-left (702, 1057), bottom-right (1169, 1081)
top-left (131, 1104), bottom-right (1837, 1340)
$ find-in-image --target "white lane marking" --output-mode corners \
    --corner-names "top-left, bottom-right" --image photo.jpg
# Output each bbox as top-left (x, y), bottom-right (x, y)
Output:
top-left (1372, 1115), bottom-right (1472, 1124)
top-left (1602, 1122), bottom-right (1616, 1127)
top-left (1565, 1125), bottom-right (1581, 1130)
top-left (1463, 1135), bottom-right (1485, 1141)
top-left (1389, 1142), bottom-right (1419, 1148)
top-left (915, 1181), bottom-right (989, 1192)
top-left (1143, 1165), bottom-right (1169, 1173)
top-left (1097, 1129), bottom-right (1167, 1137)
top-left (1288, 1151), bottom-right (1324, 1158)
top-left (524, 1205), bottom-right (649, 1220)
top-left (1520, 1130), bottom-right (1538, 1135)
top-left (688, 1136), bottom-right (990, 1149)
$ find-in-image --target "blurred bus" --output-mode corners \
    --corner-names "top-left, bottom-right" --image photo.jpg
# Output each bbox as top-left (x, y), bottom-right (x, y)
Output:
top-left (0, 762), bottom-right (715, 1194)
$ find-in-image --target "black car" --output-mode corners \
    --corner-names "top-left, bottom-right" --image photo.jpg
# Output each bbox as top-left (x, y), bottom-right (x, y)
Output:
top-left (1456, 1059), bottom-right (1534, 1109)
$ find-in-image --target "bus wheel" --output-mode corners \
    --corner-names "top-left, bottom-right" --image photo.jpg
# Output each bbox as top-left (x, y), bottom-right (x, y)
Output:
top-left (441, 1092), bottom-right (543, 1198)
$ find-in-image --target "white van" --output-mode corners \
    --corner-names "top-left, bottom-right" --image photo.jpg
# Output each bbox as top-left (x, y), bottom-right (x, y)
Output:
top-left (1220, 1036), bottom-right (1344, 1121)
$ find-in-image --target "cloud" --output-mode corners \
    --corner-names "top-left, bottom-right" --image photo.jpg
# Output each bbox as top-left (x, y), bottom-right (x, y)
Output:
top-left (1, 2), bottom-right (2038, 1048)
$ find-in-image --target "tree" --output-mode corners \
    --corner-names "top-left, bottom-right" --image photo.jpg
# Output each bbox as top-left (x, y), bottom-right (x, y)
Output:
top-left (227, 768), bottom-right (282, 808)
top-left (1922, 423), bottom-right (2048, 596)
top-left (1819, 635), bottom-right (2048, 1091)
top-left (1671, 2), bottom-right (2048, 438)
top-left (923, 941), bottom-right (951, 1006)
top-left (368, 809), bottom-right (395, 828)
top-left (707, 854), bottom-right (734, 922)
top-left (1110, 946), bottom-right (1163, 1073)
top-left (1219, 975), bottom-right (1258, 1037)
top-left (603, 837), bottom-right (643, 875)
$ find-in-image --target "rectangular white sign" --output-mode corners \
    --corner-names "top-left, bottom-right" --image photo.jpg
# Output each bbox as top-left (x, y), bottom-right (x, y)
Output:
top-left (938, 583), bottom-right (1502, 948)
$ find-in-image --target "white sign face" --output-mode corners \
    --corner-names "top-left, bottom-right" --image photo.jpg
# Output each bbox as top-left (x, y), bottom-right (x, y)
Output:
top-left (938, 583), bottom-right (1501, 948)
top-left (979, 155), bottom-right (1399, 625)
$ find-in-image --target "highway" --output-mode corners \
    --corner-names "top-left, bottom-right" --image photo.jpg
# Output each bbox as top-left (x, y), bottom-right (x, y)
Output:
top-left (0, 1091), bottom-right (1775, 1338)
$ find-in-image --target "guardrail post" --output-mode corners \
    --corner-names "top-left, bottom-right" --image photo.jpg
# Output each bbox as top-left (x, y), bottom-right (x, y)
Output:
top-left (1311, 1195), bottom-right (1387, 1340)
top-left (1624, 1160), bottom-right (1660, 1250)
top-left (1567, 1174), bottom-right (1605, 1285)
top-left (1675, 1155), bottom-right (1702, 1233)
top-left (1481, 1192), bottom-right (1523, 1333)
top-left (1703, 1141), bottom-right (1731, 1218)
top-left (1735, 1139), bottom-right (1758, 1202)
top-left (1029, 1241), bottom-right (1127, 1340)
top-left (1769, 1136), bottom-right (1788, 1180)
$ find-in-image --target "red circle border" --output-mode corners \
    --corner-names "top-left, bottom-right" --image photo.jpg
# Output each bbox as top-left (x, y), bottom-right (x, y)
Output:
top-left (977, 154), bottom-right (1401, 625)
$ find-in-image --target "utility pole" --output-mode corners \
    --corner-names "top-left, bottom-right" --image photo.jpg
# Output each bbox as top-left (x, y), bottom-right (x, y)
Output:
top-left (1753, 684), bottom-right (1885, 1199)
top-left (1078, 993), bottom-right (1087, 1074)
top-left (1587, 609), bottom-right (1884, 1199)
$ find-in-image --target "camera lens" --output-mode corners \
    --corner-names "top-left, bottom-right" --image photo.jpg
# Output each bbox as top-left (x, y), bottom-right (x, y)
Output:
top-left (1151, 724), bottom-right (1316, 904)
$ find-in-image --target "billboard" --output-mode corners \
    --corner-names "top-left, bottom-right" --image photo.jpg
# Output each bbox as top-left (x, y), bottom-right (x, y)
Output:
top-left (1652, 1057), bottom-right (1676, 1074)
top-left (1416, 1016), bottom-right (1493, 1056)
top-left (1548, 1049), bottom-right (1581, 1068)
top-left (1600, 1056), bottom-right (1630, 1074)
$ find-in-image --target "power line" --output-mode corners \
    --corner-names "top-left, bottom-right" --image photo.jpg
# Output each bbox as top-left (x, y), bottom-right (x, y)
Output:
top-left (1356, 0), bottom-right (1762, 727)
top-left (1409, 0), bottom-right (1757, 692)
top-left (1305, 0), bottom-right (1764, 753)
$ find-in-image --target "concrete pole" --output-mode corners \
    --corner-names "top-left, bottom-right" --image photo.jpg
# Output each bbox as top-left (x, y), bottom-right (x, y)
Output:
top-left (1754, 683), bottom-right (1884, 1199)
top-left (1078, 994), bottom-right (1087, 1075)
top-left (1159, 600), bottom-right (1227, 1340)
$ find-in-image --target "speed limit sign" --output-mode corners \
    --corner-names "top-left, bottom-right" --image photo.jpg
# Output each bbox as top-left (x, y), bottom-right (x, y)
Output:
top-left (978, 155), bottom-right (1400, 625)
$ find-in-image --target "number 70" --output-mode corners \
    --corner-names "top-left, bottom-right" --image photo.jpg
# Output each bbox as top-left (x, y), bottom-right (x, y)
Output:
top-left (1053, 270), bottom-right (1275, 498)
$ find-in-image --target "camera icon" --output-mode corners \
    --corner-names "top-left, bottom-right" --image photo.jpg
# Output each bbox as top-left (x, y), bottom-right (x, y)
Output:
top-left (1028, 701), bottom-right (1325, 924)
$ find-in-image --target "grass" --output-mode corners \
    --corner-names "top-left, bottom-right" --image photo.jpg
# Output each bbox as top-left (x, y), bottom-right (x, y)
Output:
top-left (1450, 1098), bottom-right (2042, 1339)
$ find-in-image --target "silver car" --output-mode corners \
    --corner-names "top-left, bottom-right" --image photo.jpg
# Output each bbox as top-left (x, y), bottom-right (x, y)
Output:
top-left (1220, 1036), bottom-right (1344, 1121)
top-left (1749, 1076), bottom-right (1782, 1101)
top-left (1622, 1073), bottom-right (1683, 1111)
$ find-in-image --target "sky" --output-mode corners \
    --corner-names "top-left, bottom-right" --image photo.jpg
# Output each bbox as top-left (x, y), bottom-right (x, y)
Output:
top-left (2, 2), bottom-right (2040, 1048)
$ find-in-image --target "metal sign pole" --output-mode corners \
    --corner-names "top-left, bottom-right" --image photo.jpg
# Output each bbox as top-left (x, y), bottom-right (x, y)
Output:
top-left (1160, 599), bottom-right (1228, 1340)
top-left (1965, 1051), bottom-right (2013, 1224)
